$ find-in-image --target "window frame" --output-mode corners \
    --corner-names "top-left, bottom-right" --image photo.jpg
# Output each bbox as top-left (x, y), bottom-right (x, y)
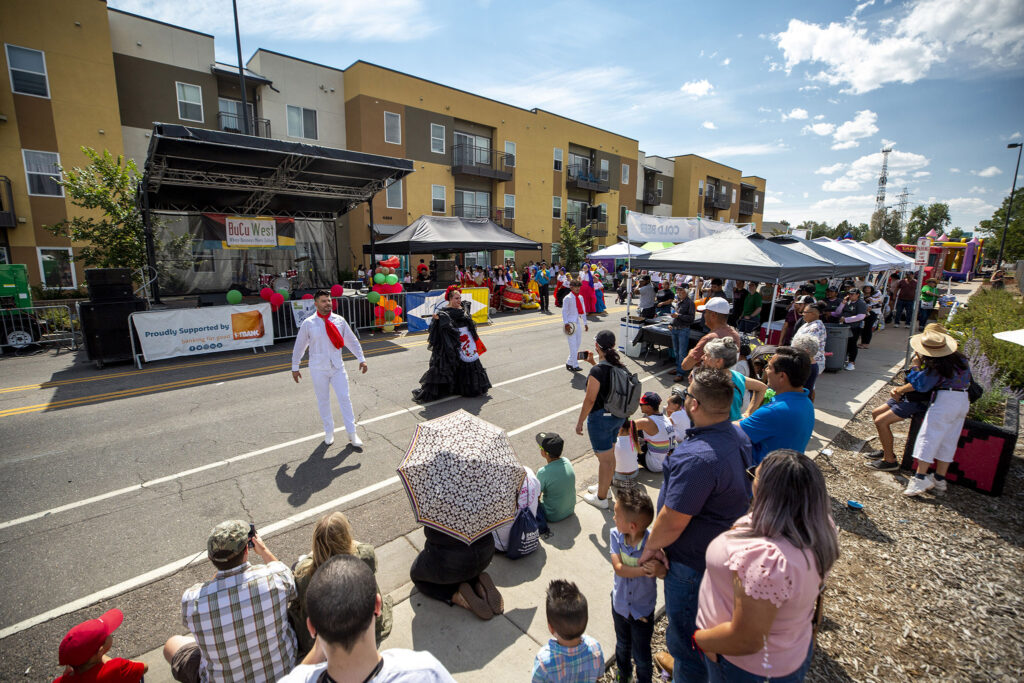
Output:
top-left (552, 196), bottom-right (562, 219)
top-left (503, 193), bottom-right (515, 220)
top-left (599, 159), bottom-right (609, 182)
top-left (553, 147), bottom-right (563, 171)
top-left (599, 203), bottom-right (608, 222)
top-left (754, 194), bottom-right (759, 209)
top-left (175, 81), bottom-right (204, 123)
top-left (384, 111), bottom-right (402, 145)
top-left (430, 123), bottom-right (445, 154)
top-left (656, 179), bottom-right (664, 199)
top-left (620, 205), bottom-right (628, 225)
top-left (286, 104), bottom-right (318, 140)
top-left (385, 179), bottom-right (403, 209)
top-left (731, 188), bottom-right (737, 204)
top-left (36, 246), bottom-right (75, 289)
top-left (22, 149), bottom-right (63, 197)
top-left (6, 44), bottom-right (50, 98)
top-left (504, 141), bottom-right (516, 168)
top-left (431, 184), bottom-right (446, 213)
top-left (621, 163), bottom-right (629, 185)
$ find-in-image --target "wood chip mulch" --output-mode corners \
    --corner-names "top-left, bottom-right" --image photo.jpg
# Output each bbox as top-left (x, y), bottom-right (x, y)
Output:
top-left (601, 376), bottom-right (1024, 682)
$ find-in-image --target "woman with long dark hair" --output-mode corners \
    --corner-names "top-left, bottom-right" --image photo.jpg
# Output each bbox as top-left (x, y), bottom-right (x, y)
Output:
top-left (577, 329), bottom-right (629, 509)
top-left (412, 286), bottom-right (492, 402)
top-left (694, 449), bottom-right (839, 682)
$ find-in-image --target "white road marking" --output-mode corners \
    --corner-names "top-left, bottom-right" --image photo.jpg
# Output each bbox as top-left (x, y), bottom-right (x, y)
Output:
top-left (0, 363), bottom-right (570, 532)
top-left (0, 365), bottom-right (673, 639)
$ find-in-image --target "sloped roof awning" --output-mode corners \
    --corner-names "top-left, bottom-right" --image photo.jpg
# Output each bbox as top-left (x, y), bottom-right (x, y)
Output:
top-left (365, 215), bottom-right (542, 253)
top-left (141, 124), bottom-right (414, 219)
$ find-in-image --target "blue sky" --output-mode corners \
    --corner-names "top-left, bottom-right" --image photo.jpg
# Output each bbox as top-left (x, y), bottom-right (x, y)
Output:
top-left (111, 0), bottom-right (1024, 234)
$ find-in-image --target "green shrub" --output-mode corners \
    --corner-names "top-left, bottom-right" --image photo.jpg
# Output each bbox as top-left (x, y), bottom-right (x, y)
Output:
top-left (948, 288), bottom-right (1024, 388)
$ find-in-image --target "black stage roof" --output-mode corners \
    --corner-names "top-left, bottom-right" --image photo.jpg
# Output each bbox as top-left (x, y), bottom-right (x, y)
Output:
top-left (141, 124), bottom-right (414, 219)
top-left (365, 215), bottom-right (542, 254)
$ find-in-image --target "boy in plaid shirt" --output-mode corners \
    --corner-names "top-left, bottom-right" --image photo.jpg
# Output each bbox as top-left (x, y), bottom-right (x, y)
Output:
top-left (532, 580), bottom-right (603, 682)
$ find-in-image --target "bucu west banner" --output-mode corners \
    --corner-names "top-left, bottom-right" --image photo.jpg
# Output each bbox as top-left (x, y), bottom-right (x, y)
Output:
top-left (132, 303), bottom-right (275, 362)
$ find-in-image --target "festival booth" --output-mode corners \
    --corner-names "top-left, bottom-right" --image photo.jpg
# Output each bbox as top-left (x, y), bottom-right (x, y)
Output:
top-left (870, 238), bottom-right (916, 271)
top-left (769, 236), bottom-right (870, 279)
top-left (127, 124), bottom-right (414, 366)
top-left (367, 216), bottom-right (542, 325)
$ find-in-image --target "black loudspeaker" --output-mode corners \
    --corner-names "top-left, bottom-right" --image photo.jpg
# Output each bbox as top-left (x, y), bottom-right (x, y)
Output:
top-left (435, 259), bottom-right (456, 283)
top-left (79, 299), bottom-right (148, 368)
top-left (85, 268), bottom-right (135, 302)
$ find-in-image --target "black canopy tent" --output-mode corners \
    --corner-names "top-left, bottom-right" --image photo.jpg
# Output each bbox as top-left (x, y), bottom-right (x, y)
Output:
top-left (363, 215), bottom-right (542, 255)
top-left (139, 124), bottom-right (414, 299)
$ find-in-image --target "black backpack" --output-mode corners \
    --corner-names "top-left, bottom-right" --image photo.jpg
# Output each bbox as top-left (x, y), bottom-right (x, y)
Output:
top-left (601, 361), bottom-right (642, 419)
top-left (505, 507), bottom-right (540, 559)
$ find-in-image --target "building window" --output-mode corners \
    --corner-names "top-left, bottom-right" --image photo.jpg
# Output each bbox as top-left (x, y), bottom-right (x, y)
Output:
top-left (430, 123), bottom-right (445, 154)
top-left (656, 179), bottom-right (664, 200)
top-left (6, 44), bottom-right (49, 97)
top-left (620, 205), bottom-right (628, 225)
top-left (504, 141), bottom-right (516, 167)
top-left (37, 247), bottom-right (75, 288)
top-left (431, 184), bottom-right (446, 213)
top-left (23, 149), bottom-right (63, 197)
top-left (218, 98), bottom-right (253, 133)
top-left (731, 188), bottom-right (737, 204)
top-left (599, 203), bottom-right (608, 221)
top-left (621, 163), bottom-right (629, 185)
top-left (698, 179), bottom-right (704, 196)
top-left (384, 112), bottom-right (401, 144)
top-left (553, 196), bottom-right (562, 219)
top-left (754, 194), bottom-right (759, 208)
top-left (455, 189), bottom-right (489, 218)
top-left (503, 194), bottom-right (515, 220)
top-left (386, 179), bottom-right (402, 209)
top-left (599, 159), bottom-right (609, 181)
top-left (551, 242), bottom-right (561, 265)
top-left (175, 82), bottom-right (203, 122)
top-left (553, 148), bottom-right (563, 171)
top-left (286, 105), bottom-right (317, 139)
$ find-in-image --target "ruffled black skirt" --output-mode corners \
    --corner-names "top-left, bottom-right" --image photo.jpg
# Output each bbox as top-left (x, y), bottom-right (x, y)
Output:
top-left (413, 358), bottom-right (491, 402)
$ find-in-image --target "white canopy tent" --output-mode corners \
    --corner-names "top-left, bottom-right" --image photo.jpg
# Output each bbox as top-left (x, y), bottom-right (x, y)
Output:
top-left (813, 238), bottom-right (892, 271)
top-left (870, 238), bottom-right (916, 269)
top-left (588, 242), bottom-right (651, 259)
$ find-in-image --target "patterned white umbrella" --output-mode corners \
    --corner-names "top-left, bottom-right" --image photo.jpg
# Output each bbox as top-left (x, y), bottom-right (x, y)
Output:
top-left (398, 410), bottom-right (525, 544)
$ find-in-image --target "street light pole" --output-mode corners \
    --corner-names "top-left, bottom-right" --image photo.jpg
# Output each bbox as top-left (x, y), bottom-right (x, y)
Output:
top-left (232, 0), bottom-right (250, 136)
top-left (996, 142), bottom-right (1022, 270)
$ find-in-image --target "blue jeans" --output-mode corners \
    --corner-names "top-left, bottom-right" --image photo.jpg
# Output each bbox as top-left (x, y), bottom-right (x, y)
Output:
top-left (671, 327), bottom-right (690, 374)
top-left (895, 299), bottom-right (914, 325)
top-left (665, 561), bottom-right (705, 683)
top-left (918, 305), bottom-right (932, 329)
top-left (612, 600), bottom-right (655, 682)
top-left (704, 642), bottom-right (814, 682)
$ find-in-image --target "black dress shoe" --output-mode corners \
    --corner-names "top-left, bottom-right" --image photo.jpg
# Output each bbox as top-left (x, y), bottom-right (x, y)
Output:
top-left (566, 364), bottom-right (575, 372)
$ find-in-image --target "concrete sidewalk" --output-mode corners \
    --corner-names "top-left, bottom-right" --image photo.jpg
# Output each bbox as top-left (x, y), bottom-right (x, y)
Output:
top-left (136, 286), bottom-right (978, 682)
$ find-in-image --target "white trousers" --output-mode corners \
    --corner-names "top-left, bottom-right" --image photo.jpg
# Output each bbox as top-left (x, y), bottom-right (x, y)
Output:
top-left (912, 390), bottom-right (969, 464)
top-left (311, 365), bottom-right (357, 436)
top-left (566, 324), bottom-right (583, 367)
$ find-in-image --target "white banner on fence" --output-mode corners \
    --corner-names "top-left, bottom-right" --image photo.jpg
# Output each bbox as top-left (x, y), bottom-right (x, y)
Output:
top-left (625, 214), bottom-right (743, 243)
top-left (225, 216), bottom-right (277, 248)
top-left (290, 299), bottom-right (317, 327)
top-left (133, 303), bottom-right (274, 362)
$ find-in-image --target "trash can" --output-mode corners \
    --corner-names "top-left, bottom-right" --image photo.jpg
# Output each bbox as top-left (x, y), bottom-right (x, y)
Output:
top-left (619, 320), bottom-right (643, 358)
top-left (824, 323), bottom-right (851, 372)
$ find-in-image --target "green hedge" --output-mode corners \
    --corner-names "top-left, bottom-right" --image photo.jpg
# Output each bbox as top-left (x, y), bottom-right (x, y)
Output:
top-left (948, 288), bottom-right (1024, 388)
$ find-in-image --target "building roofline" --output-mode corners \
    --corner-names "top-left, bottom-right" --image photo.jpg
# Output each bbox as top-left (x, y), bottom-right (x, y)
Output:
top-left (668, 153), bottom-right (742, 173)
top-left (107, 7), bottom-right (214, 39)
top-left (741, 175), bottom-right (766, 181)
top-left (344, 60), bottom-right (638, 144)
top-left (248, 48), bottom-right (346, 74)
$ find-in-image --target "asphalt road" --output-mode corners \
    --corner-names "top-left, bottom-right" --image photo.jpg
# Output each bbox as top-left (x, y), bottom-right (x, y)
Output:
top-left (0, 303), bottom-right (676, 679)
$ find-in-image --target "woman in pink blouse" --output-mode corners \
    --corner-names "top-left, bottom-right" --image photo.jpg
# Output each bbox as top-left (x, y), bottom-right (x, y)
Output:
top-left (694, 449), bottom-right (839, 682)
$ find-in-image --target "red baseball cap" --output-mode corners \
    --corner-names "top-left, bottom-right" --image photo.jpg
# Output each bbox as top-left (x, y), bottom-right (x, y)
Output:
top-left (58, 609), bottom-right (124, 666)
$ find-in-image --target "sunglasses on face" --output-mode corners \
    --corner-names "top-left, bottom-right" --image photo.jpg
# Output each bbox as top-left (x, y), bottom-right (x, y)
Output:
top-left (746, 465), bottom-right (758, 481)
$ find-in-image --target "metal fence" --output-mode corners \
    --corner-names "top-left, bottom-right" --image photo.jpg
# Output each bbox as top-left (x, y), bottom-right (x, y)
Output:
top-left (270, 293), bottom-right (411, 342)
top-left (0, 304), bottom-right (78, 351)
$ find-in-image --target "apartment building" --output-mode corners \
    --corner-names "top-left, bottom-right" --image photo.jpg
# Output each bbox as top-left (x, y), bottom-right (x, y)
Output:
top-left (0, 0), bottom-right (124, 288)
top-left (635, 152), bottom-right (766, 230)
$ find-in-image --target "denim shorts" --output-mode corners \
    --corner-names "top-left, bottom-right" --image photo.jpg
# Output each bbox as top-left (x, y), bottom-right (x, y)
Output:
top-left (886, 397), bottom-right (928, 419)
top-left (587, 411), bottom-right (626, 452)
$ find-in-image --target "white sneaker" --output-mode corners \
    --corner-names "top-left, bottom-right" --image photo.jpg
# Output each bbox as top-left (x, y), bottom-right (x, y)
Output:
top-left (903, 475), bottom-right (935, 497)
top-left (845, 362), bottom-right (855, 371)
top-left (931, 477), bottom-right (947, 494)
top-left (587, 484), bottom-right (599, 494)
top-left (324, 432), bottom-right (335, 446)
top-left (349, 431), bottom-right (363, 448)
top-left (583, 492), bottom-right (610, 509)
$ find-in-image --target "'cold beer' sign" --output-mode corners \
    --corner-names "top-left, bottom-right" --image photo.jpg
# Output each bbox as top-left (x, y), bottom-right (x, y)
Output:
top-left (225, 216), bottom-right (277, 248)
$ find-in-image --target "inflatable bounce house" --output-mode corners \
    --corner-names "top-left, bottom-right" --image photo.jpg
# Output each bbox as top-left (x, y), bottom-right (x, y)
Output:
top-left (896, 231), bottom-right (984, 282)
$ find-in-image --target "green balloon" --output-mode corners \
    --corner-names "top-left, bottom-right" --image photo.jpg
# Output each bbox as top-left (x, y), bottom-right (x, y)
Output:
top-left (367, 291), bottom-right (381, 304)
top-left (385, 310), bottom-right (395, 322)
top-left (385, 274), bottom-right (399, 285)
top-left (277, 288), bottom-right (290, 301)
top-left (226, 289), bottom-right (242, 305)
top-left (373, 273), bottom-right (386, 284)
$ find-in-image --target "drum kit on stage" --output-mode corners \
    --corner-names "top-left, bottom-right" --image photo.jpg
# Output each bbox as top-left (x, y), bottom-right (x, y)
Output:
top-left (253, 256), bottom-right (310, 293)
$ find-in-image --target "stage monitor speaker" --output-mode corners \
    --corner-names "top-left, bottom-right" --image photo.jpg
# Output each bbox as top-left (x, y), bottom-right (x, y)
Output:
top-left (85, 268), bottom-right (135, 302)
top-left (79, 299), bottom-right (147, 368)
top-left (434, 259), bottom-right (456, 283)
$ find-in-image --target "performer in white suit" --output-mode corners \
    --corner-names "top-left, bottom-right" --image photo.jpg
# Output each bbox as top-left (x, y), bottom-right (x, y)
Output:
top-left (563, 279), bottom-right (588, 372)
top-left (292, 290), bottom-right (367, 447)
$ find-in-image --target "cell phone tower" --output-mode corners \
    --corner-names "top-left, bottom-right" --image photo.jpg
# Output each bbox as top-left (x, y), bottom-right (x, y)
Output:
top-left (874, 146), bottom-right (893, 217)
top-left (895, 186), bottom-right (910, 237)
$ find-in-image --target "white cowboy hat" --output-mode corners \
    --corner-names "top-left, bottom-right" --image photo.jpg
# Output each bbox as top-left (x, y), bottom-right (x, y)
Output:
top-left (910, 324), bottom-right (958, 358)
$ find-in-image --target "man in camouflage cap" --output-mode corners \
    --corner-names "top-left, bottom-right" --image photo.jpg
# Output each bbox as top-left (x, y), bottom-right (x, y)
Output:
top-left (163, 520), bottom-right (296, 683)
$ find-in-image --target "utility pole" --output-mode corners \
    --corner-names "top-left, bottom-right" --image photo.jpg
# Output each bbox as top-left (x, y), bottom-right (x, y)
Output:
top-left (232, 0), bottom-right (250, 136)
top-left (997, 143), bottom-right (1022, 269)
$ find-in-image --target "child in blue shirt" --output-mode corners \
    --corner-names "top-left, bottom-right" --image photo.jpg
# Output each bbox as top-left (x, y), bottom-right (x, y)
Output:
top-left (533, 580), bottom-right (604, 683)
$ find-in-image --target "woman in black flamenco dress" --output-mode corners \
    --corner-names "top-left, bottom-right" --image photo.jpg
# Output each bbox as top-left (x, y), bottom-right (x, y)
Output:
top-left (412, 286), bottom-right (492, 402)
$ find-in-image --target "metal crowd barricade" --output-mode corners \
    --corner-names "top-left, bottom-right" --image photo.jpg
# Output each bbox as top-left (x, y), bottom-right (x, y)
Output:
top-left (0, 304), bottom-right (78, 351)
top-left (268, 292), bottom-right (409, 343)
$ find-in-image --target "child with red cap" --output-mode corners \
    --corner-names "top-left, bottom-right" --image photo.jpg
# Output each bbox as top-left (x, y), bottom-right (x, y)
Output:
top-left (54, 608), bottom-right (146, 682)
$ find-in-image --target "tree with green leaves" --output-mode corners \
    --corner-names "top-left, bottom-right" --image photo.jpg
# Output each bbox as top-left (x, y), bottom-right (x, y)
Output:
top-left (979, 190), bottom-right (1023, 263)
top-left (870, 209), bottom-right (903, 244)
top-left (558, 220), bottom-right (589, 272)
top-left (903, 203), bottom-right (951, 243)
top-left (947, 227), bottom-right (966, 241)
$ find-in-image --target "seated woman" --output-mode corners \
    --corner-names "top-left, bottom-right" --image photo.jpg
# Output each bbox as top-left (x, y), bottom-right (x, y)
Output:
top-left (695, 449), bottom-right (839, 681)
top-left (409, 526), bottom-right (503, 621)
top-left (413, 286), bottom-right (492, 402)
top-left (289, 512), bottom-right (392, 658)
top-left (702, 337), bottom-right (768, 420)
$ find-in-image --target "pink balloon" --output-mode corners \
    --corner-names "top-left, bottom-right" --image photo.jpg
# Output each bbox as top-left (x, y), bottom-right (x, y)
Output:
top-left (270, 292), bottom-right (284, 308)
top-left (394, 306), bottom-right (403, 317)
top-left (374, 305), bottom-right (384, 317)
top-left (330, 284), bottom-right (344, 297)
top-left (260, 287), bottom-right (273, 301)
top-left (301, 293), bottom-right (314, 300)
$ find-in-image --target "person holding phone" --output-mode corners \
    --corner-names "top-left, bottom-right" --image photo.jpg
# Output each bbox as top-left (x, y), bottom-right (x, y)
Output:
top-left (563, 280), bottom-right (589, 372)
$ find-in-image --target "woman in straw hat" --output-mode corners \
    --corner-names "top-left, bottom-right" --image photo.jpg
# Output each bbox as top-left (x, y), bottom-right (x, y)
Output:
top-left (901, 324), bottom-right (973, 497)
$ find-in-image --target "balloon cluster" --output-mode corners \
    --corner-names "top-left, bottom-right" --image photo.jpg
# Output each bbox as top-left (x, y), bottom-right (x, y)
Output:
top-left (367, 257), bottom-right (404, 328)
top-left (259, 286), bottom-right (290, 312)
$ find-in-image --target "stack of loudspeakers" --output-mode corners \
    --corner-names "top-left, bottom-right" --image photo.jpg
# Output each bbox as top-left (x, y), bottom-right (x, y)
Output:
top-left (80, 268), bottom-right (147, 368)
top-left (433, 259), bottom-right (456, 284)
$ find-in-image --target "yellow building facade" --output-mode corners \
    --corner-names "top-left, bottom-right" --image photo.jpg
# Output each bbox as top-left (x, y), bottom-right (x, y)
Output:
top-left (0, 0), bottom-right (125, 287)
top-left (671, 155), bottom-right (766, 229)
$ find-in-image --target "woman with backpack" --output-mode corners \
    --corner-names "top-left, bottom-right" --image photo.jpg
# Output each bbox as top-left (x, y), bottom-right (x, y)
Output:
top-left (576, 329), bottom-right (637, 510)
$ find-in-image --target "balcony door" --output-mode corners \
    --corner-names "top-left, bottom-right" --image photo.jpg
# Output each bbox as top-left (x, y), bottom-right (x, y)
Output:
top-left (454, 132), bottom-right (490, 166)
top-left (218, 98), bottom-right (254, 132)
top-left (455, 189), bottom-right (490, 219)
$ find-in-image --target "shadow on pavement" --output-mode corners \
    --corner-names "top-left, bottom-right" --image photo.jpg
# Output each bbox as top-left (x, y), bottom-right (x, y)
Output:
top-left (542, 514), bottom-right (582, 551)
top-left (275, 443), bottom-right (362, 506)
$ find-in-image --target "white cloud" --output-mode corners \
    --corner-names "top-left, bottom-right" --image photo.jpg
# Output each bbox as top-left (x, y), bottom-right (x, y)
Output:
top-left (832, 109), bottom-right (879, 147)
top-left (804, 122), bottom-right (836, 136)
top-left (799, 85), bottom-right (822, 92)
top-left (950, 167), bottom-right (961, 173)
top-left (701, 121), bottom-right (717, 130)
top-left (881, 138), bottom-right (897, 147)
top-left (757, 106), bottom-right (773, 113)
top-left (913, 171), bottom-right (930, 178)
top-left (737, 33), bottom-right (744, 39)
top-left (815, 162), bottom-right (847, 174)
top-left (822, 177), bottom-right (862, 191)
top-left (803, 192), bottom-right (810, 199)
top-left (968, 185), bottom-right (988, 193)
top-left (782, 107), bottom-right (809, 121)
top-left (814, 114), bottom-right (826, 120)
top-left (900, 0), bottom-right (1024, 68)
top-left (108, 0), bottom-right (440, 41)
top-left (944, 197), bottom-right (997, 215)
top-left (973, 166), bottom-right (1003, 177)
top-left (765, 196), bottom-right (783, 204)
top-left (698, 143), bottom-right (788, 158)
top-left (1011, 131), bottom-right (1023, 140)
top-left (810, 194), bottom-right (876, 212)
top-left (852, 0), bottom-right (876, 18)
top-left (680, 79), bottom-right (714, 97)
top-left (721, 57), bottom-right (731, 66)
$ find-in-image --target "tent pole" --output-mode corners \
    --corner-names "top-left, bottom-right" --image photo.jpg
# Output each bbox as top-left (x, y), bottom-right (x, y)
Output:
top-left (368, 200), bottom-right (376, 269)
top-left (765, 280), bottom-right (778, 343)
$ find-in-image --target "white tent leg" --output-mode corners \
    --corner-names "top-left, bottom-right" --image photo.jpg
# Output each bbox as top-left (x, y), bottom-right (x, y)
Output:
top-left (765, 282), bottom-right (779, 344)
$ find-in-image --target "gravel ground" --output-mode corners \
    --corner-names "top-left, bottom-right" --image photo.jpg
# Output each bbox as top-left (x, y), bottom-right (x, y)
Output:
top-left (601, 377), bottom-right (1024, 682)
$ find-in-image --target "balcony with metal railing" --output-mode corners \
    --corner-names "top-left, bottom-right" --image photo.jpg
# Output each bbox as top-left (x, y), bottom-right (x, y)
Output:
top-left (704, 190), bottom-right (731, 211)
top-left (217, 111), bottom-right (272, 137)
top-left (566, 163), bottom-right (610, 192)
top-left (739, 199), bottom-right (755, 215)
top-left (451, 204), bottom-right (515, 231)
top-left (0, 176), bottom-right (14, 228)
top-left (451, 144), bottom-right (514, 181)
